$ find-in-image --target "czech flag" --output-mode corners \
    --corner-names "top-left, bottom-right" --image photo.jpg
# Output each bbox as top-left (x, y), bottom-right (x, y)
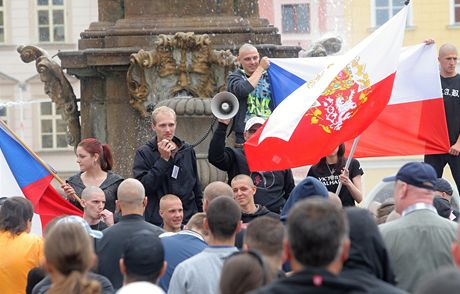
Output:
top-left (245, 6), bottom-right (410, 171)
top-left (0, 122), bottom-right (82, 234)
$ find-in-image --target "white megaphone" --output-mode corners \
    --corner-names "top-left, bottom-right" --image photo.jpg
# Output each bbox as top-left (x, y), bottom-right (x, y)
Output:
top-left (211, 91), bottom-right (239, 120)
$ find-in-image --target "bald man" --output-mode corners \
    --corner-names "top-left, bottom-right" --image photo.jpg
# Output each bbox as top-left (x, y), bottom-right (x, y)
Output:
top-left (96, 178), bottom-right (163, 290)
top-left (202, 181), bottom-right (234, 212)
top-left (81, 186), bottom-right (114, 231)
top-left (424, 43), bottom-right (460, 195)
top-left (227, 43), bottom-right (272, 145)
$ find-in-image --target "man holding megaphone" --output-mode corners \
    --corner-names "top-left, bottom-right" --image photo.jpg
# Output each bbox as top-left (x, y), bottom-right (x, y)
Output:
top-left (227, 43), bottom-right (273, 146)
top-left (208, 117), bottom-right (294, 214)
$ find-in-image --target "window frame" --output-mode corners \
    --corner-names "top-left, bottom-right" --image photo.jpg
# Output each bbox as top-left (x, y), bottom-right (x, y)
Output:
top-left (36, 0), bottom-right (66, 43)
top-left (39, 101), bottom-right (70, 150)
top-left (281, 3), bottom-right (311, 34)
top-left (450, 0), bottom-right (460, 25)
top-left (370, 0), bottom-right (412, 28)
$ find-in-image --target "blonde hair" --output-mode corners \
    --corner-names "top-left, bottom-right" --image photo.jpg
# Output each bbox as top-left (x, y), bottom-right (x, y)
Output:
top-left (45, 223), bottom-right (100, 294)
top-left (151, 106), bottom-right (176, 125)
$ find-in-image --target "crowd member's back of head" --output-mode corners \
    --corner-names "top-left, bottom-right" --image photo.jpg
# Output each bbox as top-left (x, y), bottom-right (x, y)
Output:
top-left (0, 196), bottom-right (34, 235)
top-left (287, 197), bottom-right (349, 270)
top-left (120, 230), bottom-right (166, 285)
top-left (185, 212), bottom-right (207, 237)
top-left (206, 196), bottom-right (241, 242)
top-left (280, 177), bottom-right (329, 222)
top-left (244, 216), bottom-right (285, 278)
top-left (116, 178), bottom-right (147, 215)
top-left (206, 196), bottom-right (241, 240)
top-left (44, 222), bottom-right (100, 294)
top-left (203, 181), bottom-right (234, 211)
top-left (220, 250), bottom-right (271, 294)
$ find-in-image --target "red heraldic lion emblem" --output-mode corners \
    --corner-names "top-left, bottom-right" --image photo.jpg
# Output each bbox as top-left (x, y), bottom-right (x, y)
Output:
top-left (306, 57), bottom-right (372, 134)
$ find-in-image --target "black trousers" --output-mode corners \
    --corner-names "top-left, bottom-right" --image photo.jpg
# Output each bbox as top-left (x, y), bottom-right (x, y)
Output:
top-left (424, 153), bottom-right (460, 195)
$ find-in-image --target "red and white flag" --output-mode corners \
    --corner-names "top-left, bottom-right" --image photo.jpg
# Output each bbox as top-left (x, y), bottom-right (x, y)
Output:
top-left (245, 5), bottom-right (409, 171)
top-left (344, 44), bottom-right (449, 157)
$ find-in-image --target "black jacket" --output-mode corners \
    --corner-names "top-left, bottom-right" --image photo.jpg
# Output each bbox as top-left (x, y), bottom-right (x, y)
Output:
top-left (208, 122), bottom-right (294, 213)
top-left (250, 268), bottom-right (367, 294)
top-left (95, 214), bottom-right (163, 290)
top-left (133, 136), bottom-right (203, 225)
top-left (341, 208), bottom-right (407, 294)
top-left (241, 205), bottom-right (279, 223)
top-left (227, 68), bottom-right (256, 137)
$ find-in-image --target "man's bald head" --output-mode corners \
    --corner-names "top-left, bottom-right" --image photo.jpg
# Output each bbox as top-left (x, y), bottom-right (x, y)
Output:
top-left (203, 181), bottom-right (234, 203)
top-left (439, 43), bottom-right (458, 56)
top-left (81, 186), bottom-right (104, 201)
top-left (231, 174), bottom-right (254, 188)
top-left (238, 43), bottom-right (258, 56)
top-left (117, 178), bottom-right (145, 205)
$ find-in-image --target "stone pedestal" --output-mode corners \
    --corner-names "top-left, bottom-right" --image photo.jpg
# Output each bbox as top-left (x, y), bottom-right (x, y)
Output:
top-left (58, 0), bottom-right (301, 186)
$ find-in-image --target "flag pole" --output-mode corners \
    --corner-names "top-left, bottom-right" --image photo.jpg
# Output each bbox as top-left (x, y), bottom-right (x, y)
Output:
top-left (335, 136), bottom-right (360, 196)
top-left (0, 119), bottom-right (81, 204)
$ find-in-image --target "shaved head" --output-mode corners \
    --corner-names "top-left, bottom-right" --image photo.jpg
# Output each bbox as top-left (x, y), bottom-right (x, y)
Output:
top-left (239, 43), bottom-right (257, 56)
top-left (117, 178), bottom-right (145, 205)
top-left (231, 174), bottom-right (254, 188)
top-left (203, 181), bottom-right (234, 202)
top-left (439, 43), bottom-right (458, 56)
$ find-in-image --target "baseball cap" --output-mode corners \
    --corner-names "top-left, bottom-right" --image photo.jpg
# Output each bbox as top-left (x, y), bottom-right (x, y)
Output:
top-left (383, 162), bottom-right (436, 190)
top-left (433, 178), bottom-right (454, 196)
top-left (244, 117), bottom-right (265, 132)
top-left (122, 230), bottom-right (164, 276)
top-left (55, 215), bottom-right (103, 239)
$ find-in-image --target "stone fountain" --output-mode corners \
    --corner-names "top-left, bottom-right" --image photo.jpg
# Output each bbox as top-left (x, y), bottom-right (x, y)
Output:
top-left (17, 0), bottom-right (301, 186)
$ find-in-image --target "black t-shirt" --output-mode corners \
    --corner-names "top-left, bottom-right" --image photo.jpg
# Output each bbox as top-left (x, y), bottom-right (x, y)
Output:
top-left (307, 158), bottom-right (364, 206)
top-left (90, 221), bottom-right (108, 231)
top-left (441, 74), bottom-right (460, 145)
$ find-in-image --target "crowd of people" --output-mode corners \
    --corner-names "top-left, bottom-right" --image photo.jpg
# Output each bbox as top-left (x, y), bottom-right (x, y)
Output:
top-left (0, 41), bottom-right (459, 294)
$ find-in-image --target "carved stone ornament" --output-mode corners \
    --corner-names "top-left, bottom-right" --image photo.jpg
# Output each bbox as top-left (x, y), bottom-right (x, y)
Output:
top-left (17, 45), bottom-right (81, 147)
top-left (127, 32), bottom-right (237, 118)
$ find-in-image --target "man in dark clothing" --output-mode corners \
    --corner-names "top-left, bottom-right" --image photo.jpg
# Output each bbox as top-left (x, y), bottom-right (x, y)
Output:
top-left (432, 177), bottom-right (459, 221)
top-left (425, 43), bottom-right (460, 195)
top-left (341, 208), bottom-right (407, 294)
top-left (133, 105), bottom-right (203, 225)
top-left (231, 174), bottom-right (279, 224)
top-left (227, 43), bottom-right (272, 145)
top-left (251, 198), bottom-right (366, 294)
top-left (208, 117), bottom-right (294, 213)
top-left (96, 178), bottom-right (163, 290)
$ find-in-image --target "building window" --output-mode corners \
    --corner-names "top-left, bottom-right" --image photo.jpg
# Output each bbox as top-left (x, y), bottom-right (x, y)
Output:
top-left (281, 4), bottom-right (310, 34)
top-left (0, 0), bottom-right (4, 43)
top-left (40, 102), bottom-right (68, 149)
top-left (454, 0), bottom-right (460, 24)
top-left (37, 0), bottom-right (65, 42)
top-left (374, 0), bottom-right (405, 27)
top-left (0, 106), bottom-right (6, 124)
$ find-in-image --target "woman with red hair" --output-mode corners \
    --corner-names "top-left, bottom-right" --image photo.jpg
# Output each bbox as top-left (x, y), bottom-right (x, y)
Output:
top-left (62, 138), bottom-right (123, 213)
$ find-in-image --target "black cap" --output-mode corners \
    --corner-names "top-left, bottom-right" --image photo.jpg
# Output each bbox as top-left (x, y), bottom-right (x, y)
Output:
top-left (383, 162), bottom-right (437, 190)
top-left (433, 178), bottom-right (453, 196)
top-left (123, 230), bottom-right (164, 276)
